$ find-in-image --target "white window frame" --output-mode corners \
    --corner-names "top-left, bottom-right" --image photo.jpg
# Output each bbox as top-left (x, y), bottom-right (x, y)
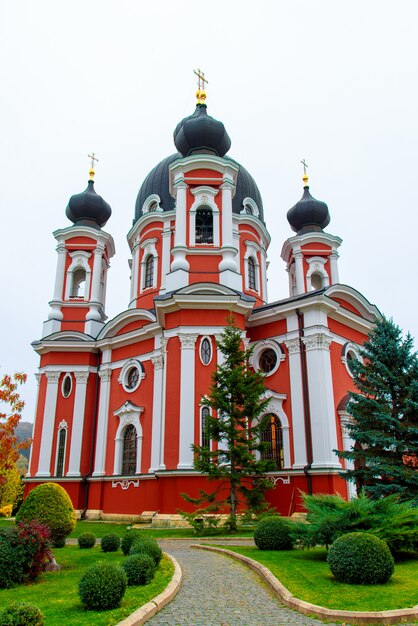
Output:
top-left (54, 420), bottom-right (68, 477)
top-left (251, 340), bottom-right (285, 377)
top-left (118, 359), bottom-right (145, 393)
top-left (306, 257), bottom-right (330, 291)
top-left (141, 194), bottom-right (163, 214)
top-left (244, 241), bottom-right (261, 294)
top-left (199, 336), bottom-right (213, 366)
top-left (240, 196), bottom-right (260, 218)
top-left (113, 401), bottom-right (144, 475)
top-left (189, 187), bottom-right (220, 247)
top-left (65, 251), bottom-right (92, 300)
top-left (61, 373), bottom-right (73, 398)
top-left (341, 342), bottom-right (363, 378)
top-left (140, 238), bottom-right (158, 293)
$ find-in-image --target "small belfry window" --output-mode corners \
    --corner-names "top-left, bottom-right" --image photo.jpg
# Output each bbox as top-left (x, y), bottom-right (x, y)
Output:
top-left (56, 428), bottom-right (67, 477)
top-left (261, 414), bottom-right (283, 470)
top-left (310, 272), bottom-right (323, 290)
top-left (144, 255), bottom-right (154, 288)
top-left (248, 257), bottom-right (256, 290)
top-left (121, 424), bottom-right (137, 475)
top-left (70, 268), bottom-right (86, 298)
top-left (195, 208), bottom-right (213, 244)
top-left (201, 407), bottom-right (211, 448)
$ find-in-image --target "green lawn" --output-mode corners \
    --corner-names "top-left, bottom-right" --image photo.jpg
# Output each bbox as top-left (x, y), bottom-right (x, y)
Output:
top-left (223, 546), bottom-right (418, 613)
top-left (0, 545), bottom-right (174, 626)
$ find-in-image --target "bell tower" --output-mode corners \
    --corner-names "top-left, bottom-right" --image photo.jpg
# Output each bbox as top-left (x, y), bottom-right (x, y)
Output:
top-left (281, 164), bottom-right (341, 296)
top-left (43, 159), bottom-right (115, 337)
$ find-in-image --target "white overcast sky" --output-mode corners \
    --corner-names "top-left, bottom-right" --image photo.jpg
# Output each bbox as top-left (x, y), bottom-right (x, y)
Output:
top-left (1, 0), bottom-right (418, 422)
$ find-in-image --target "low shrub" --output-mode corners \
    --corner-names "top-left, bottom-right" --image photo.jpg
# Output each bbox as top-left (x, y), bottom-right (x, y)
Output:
top-left (16, 483), bottom-right (76, 548)
top-left (78, 532), bottom-right (96, 549)
top-left (254, 516), bottom-right (294, 550)
top-left (0, 522), bottom-right (51, 587)
top-left (0, 504), bottom-right (13, 517)
top-left (129, 538), bottom-right (162, 565)
top-left (0, 534), bottom-right (25, 588)
top-left (121, 530), bottom-right (143, 556)
top-left (101, 533), bottom-right (120, 553)
top-left (0, 602), bottom-right (44, 626)
top-left (327, 532), bottom-right (395, 584)
top-left (122, 553), bottom-right (156, 586)
top-left (78, 562), bottom-right (127, 610)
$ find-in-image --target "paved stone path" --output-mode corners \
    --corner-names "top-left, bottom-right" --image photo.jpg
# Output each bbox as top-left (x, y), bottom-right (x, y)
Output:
top-left (148, 539), bottom-right (342, 626)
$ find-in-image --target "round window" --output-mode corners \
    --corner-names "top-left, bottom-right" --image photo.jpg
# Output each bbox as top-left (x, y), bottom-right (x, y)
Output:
top-left (346, 350), bottom-right (359, 376)
top-left (245, 204), bottom-right (253, 215)
top-left (126, 367), bottom-right (140, 390)
top-left (62, 374), bottom-right (72, 398)
top-left (259, 349), bottom-right (278, 373)
top-left (148, 201), bottom-right (158, 212)
top-left (342, 343), bottom-right (362, 378)
top-left (200, 338), bottom-right (212, 365)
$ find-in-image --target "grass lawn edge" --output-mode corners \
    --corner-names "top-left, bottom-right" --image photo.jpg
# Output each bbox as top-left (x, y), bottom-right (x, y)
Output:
top-left (193, 545), bottom-right (418, 626)
top-left (115, 552), bottom-right (182, 626)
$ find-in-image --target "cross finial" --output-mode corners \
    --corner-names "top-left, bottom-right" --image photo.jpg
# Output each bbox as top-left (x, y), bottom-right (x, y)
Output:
top-left (193, 68), bottom-right (208, 104)
top-left (301, 158), bottom-right (309, 187)
top-left (87, 153), bottom-right (99, 180)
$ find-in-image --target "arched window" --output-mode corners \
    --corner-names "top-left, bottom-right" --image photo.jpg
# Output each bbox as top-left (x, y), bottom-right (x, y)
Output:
top-left (56, 428), bottom-right (67, 477)
top-left (201, 407), bottom-right (211, 448)
top-left (70, 268), bottom-right (86, 298)
top-left (248, 257), bottom-right (256, 290)
top-left (144, 255), bottom-right (154, 289)
top-left (121, 424), bottom-right (137, 475)
top-left (310, 272), bottom-right (323, 290)
top-left (195, 208), bottom-right (213, 244)
top-left (260, 414), bottom-right (283, 470)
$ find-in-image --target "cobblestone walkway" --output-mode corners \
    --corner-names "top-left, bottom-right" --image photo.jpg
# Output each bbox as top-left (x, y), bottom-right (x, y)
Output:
top-left (148, 539), bottom-right (342, 626)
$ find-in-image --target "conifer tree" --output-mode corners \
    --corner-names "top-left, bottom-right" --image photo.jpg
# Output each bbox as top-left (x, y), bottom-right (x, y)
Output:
top-left (337, 317), bottom-right (418, 500)
top-left (191, 318), bottom-right (277, 530)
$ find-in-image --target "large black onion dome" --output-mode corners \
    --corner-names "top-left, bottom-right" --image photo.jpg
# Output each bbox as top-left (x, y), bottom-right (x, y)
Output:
top-left (173, 104), bottom-right (231, 157)
top-left (66, 179), bottom-right (112, 229)
top-left (134, 154), bottom-right (264, 223)
top-left (287, 184), bottom-right (330, 235)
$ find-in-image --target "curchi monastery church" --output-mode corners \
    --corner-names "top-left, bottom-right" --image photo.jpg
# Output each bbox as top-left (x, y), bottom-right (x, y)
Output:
top-left (26, 82), bottom-right (380, 519)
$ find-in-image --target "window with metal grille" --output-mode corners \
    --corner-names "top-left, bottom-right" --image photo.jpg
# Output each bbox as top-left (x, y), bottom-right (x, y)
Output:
top-left (126, 366), bottom-right (140, 390)
top-left (260, 414), bottom-right (283, 470)
top-left (259, 348), bottom-right (277, 373)
top-left (56, 428), bottom-right (66, 477)
top-left (201, 407), bottom-right (211, 448)
top-left (195, 208), bottom-right (213, 244)
top-left (200, 338), bottom-right (212, 365)
top-left (121, 424), bottom-right (137, 475)
top-left (248, 257), bottom-right (256, 290)
top-left (144, 255), bottom-right (154, 288)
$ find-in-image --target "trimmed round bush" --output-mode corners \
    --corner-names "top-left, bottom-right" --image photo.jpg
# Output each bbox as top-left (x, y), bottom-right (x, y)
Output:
top-left (121, 530), bottom-right (144, 556)
top-left (101, 533), bottom-right (120, 553)
top-left (0, 535), bottom-right (25, 588)
top-left (122, 553), bottom-right (156, 586)
top-left (254, 516), bottom-right (294, 550)
top-left (0, 603), bottom-right (44, 626)
top-left (78, 562), bottom-right (127, 610)
top-left (327, 532), bottom-right (395, 584)
top-left (78, 532), bottom-right (97, 549)
top-left (129, 538), bottom-right (162, 565)
top-left (16, 483), bottom-right (76, 548)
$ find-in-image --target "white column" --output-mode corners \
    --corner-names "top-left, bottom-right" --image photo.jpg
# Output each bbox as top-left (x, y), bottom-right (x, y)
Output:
top-left (26, 373), bottom-right (42, 477)
top-left (294, 251), bottom-right (305, 294)
top-left (177, 334), bottom-right (198, 469)
top-left (51, 243), bottom-right (67, 304)
top-left (67, 371), bottom-right (89, 477)
top-left (160, 227), bottom-right (171, 293)
top-left (220, 178), bottom-right (234, 248)
top-left (303, 333), bottom-right (340, 469)
top-left (86, 244), bottom-right (105, 321)
top-left (339, 412), bottom-right (356, 498)
top-left (284, 337), bottom-right (307, 469)
top-left (170, 177), bottom-right (189, 272)
top-left (219, 179), bottom-right (239, 282)
top-left (92, 368), bottom-right (112, 476)
top-left (329, 251), bottom-right (340, 285)
top-left (129, 237), bottom-right (140, 305)
top-left (260, 248), bottom-right (268, 303)
top-left (149, 353), bottom-right (164, 472)
top-left (36, 371), bottom-right (60, 477)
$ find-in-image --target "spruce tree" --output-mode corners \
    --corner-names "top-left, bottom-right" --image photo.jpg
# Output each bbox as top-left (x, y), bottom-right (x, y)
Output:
top-left (191, 318), bottom-right (277, 530)
top-left (337, 317), bottom-right (418, 500)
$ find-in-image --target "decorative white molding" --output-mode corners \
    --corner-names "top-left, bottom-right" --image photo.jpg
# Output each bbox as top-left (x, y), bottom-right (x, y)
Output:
top-left (261, 391), bottom-right (291, 469)
top-left (267, 475), bottom-right (291, 486)
top-left (112, 479), bottom-right (140, 489)
top-left (151, 354), bottom-right (164, 370)
top-left (189, 186), bottom-right (220, 247)
top-left (178, 334), bottom-right (198, 349)
top-left (74, 371), bottom-right (89, 384)
top-left (118, 359), bottom-right (145, 393)
top-left (251, 339), bottom-right (285, 377)
top-left (93, 367), bottom-right (112, 476)
top-left (284, 338), bottom-right (300, 355)
top-left (141, 193), bottom-right (162, 214)
top-left (45, 371), bottom-right (61, 384)
top-left (113, 401), bottom-right (144, 475)
top-left (64, 250), bottom-right (92, 301)
top-left (140, 238), bottom-right (159, 293)
top-left (341, 342), bottom-right (362, 378)
top-left (240, 196), bottom-right (260, 217)
top-left (302, 333), bottom-right (332, 351)
top-left (306, 256), bottom-right (330, 291)
top-left (36, 371), bottom-right (61, 477)
top-left (98, 368), bottom-right (112, 383)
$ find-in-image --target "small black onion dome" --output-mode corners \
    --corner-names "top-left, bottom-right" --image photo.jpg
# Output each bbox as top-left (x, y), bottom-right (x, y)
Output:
top-left (173, 104), bottom-right (231, 157)
top-left (66, 179), bottom-right (112, 229)
top-left (287, 182), bottom-right (330, 235)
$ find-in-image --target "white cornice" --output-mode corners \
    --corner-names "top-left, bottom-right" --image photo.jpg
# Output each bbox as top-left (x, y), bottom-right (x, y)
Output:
top-left (127, 211), bottom-right (174, 249)
top-left (97, 308), bottom-right (157, 340)
top-left (236, 218), bottom-right (271, 248)
top-left (281, 231), bottom-right (342, 263)
top-left (53, 225), bottom-right (115, 258)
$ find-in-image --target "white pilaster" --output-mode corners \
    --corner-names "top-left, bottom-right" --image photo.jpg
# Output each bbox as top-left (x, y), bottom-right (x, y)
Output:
top-left (149, 352), bottom-right (164, 472)
top-left (26, 373), bottom-right (42, 477)
top-left (67, 371), bottom-right (89, 477)
top-left (160, 227), bottom-right (172, 293)
top-left (92, 368), bottom-right (112, 476)
top-left (220, 178), bottom-right (234, 248)
top-left (129, 237), bottom-right (140, 305)
top-left (177, 334), bottom-right (198, 469)
top-left (86, 243), bottom-right (105, 322)
top-left (339, 411), bottom-right (356, 498)
top-left (294, 251), bottom-right (305, 294)
top-left (260, 248), bottom-right (268, 303)
top-left (330, 251), bottom-right (340, 284)
top-left (303, 333), bottom-right (340, 469)
top-left (284, 335), bottom-right (307, 468)
top-left (170, 177), bottom-right (189, 272)
top-left (52, 243), bottom-right (67, 304)
top-left (36, 371), bottom-right (60, 477)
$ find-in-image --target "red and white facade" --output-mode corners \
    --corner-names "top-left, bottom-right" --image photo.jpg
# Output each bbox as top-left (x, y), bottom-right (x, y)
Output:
top-left (26, 105), bottom-right (380, 519)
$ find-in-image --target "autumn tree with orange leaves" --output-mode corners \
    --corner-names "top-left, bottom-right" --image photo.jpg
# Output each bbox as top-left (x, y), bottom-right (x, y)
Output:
top-left (0, 373), bottom-right (30, 487)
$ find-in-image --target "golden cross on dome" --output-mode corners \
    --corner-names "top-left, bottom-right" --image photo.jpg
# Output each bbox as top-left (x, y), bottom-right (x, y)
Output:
top-left (194, 68), bottom-right (208, 92)
top-left (88, 152), bottom-right (99, 180)
top-left (301, 158), bottom-right (308, 175)
top-left (301, 158), bottom-right (309, 186)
